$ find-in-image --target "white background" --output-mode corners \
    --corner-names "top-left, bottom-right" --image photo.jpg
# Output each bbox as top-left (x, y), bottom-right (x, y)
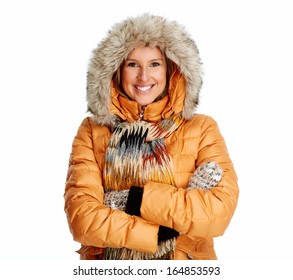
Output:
top-left (0, 0), bottom-right (292, 264)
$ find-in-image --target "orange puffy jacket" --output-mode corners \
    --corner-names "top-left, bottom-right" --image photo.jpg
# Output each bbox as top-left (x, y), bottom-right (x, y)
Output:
top-left (64, 14), bottom-right (239, 260)
top-left (64, 113), bottom-right (238, 259)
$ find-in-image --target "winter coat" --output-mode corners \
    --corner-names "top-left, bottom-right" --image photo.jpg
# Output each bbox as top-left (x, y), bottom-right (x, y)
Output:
top-left (64, 14), bottom-right (239, 260)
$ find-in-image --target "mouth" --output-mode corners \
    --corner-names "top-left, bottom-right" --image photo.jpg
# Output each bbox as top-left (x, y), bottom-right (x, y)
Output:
top-left (134, 85), bottom-right (154, 92)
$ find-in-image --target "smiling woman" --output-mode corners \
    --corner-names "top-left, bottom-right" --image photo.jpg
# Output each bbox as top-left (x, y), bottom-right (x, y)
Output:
top-left (64, 14), bottom-right (239, 260)
top-left (121, 45), bottom-right (167, 107)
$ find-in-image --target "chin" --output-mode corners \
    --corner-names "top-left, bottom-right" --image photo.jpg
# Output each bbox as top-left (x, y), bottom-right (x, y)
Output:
top-left (137, 100), bottom-right (153, 106)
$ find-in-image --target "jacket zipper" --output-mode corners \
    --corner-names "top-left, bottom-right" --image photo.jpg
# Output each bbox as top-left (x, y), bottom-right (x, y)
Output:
top-left (139, 106), bottom-right (146, 120)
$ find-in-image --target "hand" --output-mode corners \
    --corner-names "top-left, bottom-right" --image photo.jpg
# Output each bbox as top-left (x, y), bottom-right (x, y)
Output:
top-left (158, 225), bottom-right (179, 244)
top-left (187, 161), bottom-right (223, 190)
top-left (125, 186), bottom-right (143, 216)
top-left (104, 190), bottom-right (129, 210)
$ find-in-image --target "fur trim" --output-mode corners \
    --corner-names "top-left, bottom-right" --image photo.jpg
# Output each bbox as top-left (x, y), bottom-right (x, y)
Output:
top-left (87, 14), bottom-right (202, 127)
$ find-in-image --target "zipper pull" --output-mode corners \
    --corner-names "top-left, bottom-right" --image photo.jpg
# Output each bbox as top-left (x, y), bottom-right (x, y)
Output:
top-left (139, 106), bottom-right (145, 120)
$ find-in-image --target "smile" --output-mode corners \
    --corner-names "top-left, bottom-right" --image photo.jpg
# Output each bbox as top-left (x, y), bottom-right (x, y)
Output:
top-left (135, 85), bottom-right (154, 92)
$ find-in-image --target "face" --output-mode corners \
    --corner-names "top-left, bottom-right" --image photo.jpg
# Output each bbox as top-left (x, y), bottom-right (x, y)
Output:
top-left (121, 45), bottom-right (167, 106)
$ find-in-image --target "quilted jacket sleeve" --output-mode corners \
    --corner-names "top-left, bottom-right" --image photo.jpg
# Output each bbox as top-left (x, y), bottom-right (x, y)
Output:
top-left (64, 117), bottom-right (159, 253)
top-left (140, 115), bottom-right (239, 237)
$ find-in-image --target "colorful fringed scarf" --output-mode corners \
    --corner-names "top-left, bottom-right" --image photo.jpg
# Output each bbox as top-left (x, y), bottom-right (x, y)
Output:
top-left (102, 114), bottom-right (183, 260)
top-left (103, 115), bottom-right (184, 192)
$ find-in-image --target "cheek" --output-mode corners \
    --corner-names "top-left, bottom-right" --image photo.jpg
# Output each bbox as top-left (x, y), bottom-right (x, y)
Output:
top-left (121, 72), bottom-right (129, 92)
top-left (122, 70), bottom-right (135, 88)
top-left (157, 71), bottom-right (167, 87)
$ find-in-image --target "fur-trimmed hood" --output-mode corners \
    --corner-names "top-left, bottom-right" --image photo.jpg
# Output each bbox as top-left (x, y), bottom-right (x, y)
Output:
top-left (87, 14), bottom-right (202, 127)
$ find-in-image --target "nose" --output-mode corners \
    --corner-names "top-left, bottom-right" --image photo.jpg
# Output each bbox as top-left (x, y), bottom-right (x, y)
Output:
top-left (137, 67), bottom-right (149, 81)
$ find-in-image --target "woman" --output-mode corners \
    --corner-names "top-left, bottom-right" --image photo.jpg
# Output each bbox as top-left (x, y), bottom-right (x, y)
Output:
top-left (64, 14), bottom-right (239, 260)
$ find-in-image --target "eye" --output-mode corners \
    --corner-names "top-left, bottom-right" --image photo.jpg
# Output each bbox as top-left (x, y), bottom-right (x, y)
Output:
top-left (127, 62), bottom-right (139, 67)
top-left (150, 62), bottom-right (160, 67)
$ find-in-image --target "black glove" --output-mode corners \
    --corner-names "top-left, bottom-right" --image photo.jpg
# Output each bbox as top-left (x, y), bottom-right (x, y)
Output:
top-left (125, 186), bottom-right (179, 244)
top-left (125, 186), bottom-right (143, 216)
top-left (158, 225), bottom-right (179, 244)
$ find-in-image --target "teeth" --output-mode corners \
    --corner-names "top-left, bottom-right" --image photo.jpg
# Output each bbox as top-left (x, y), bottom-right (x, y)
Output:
top-left (137, 85), bottom-right (152, 92)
